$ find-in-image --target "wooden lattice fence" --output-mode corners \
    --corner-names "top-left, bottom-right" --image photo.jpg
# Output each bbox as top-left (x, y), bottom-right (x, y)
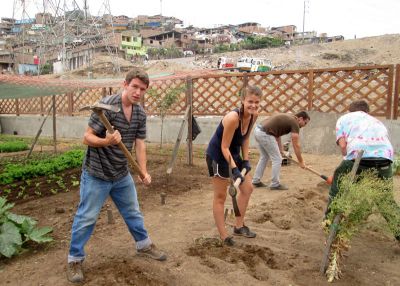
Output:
top-left (394, 64), bottom-right (400, 120)
top-left (1, 64), bottom-right (399, 119)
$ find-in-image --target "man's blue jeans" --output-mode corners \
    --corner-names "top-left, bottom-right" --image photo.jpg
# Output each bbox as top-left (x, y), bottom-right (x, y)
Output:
top-left (68, 170), bottom-right (151, 262)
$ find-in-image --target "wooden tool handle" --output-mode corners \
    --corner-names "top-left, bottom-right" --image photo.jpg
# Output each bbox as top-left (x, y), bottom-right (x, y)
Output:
top-left (97, 112), bottom-right (146, 179)
top-left (305, 166), bottom-right (323, 177)
top-left (233, 169), bottom-right (247, 189)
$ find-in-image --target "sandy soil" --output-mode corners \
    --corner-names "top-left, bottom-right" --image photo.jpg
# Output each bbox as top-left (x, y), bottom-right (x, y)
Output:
top-left (1, 146), bottom-right (399, 286)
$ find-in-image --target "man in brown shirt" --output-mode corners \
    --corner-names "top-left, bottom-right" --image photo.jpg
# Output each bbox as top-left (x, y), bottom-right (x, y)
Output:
top-left (252, 111), bottom-right (310, 190)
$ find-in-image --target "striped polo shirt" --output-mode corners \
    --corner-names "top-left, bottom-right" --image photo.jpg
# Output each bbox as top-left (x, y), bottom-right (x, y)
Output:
top-left (83, 94), bottom-right (146, 181)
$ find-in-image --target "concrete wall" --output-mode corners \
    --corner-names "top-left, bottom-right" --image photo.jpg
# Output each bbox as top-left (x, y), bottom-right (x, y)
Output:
top-left (1, 112), bottom-right (400, 155)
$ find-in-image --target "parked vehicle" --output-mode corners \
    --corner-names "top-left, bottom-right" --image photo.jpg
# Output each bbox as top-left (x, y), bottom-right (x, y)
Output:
top-left (183, 50), bottom-right (194, 57)
top-left (237, 57), bottom-right (273, 72)
top-left (217, 57), bottom-right (235, 69)
top-left (218, 56), bottom-right (273, 72)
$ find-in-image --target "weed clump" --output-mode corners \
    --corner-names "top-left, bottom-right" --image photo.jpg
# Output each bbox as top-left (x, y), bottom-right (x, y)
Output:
top-left (324, 170), bottom-right (399, 282)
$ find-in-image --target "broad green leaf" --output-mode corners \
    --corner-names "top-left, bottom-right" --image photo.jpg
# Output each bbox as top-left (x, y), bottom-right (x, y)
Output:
top-left (27, 226), bottom-right (53, 243)
top-left (20, 218), bottom-right (35, 235)
top-left (0, 197), bottom-right (14, 216)
top-left (0, 222), bottom-right (22, 258)
top-left (6, 212), bottom-right (37, 227)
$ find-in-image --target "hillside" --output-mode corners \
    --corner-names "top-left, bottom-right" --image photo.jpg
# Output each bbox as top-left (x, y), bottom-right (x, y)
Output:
top-left (194, 33), bottom-right (400, 71)
top-left (58, 34), bottom-right (400, 79)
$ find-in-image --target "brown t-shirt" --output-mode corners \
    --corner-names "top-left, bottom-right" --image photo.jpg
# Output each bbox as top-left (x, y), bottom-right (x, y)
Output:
top-left (260, 113), bottom-right (300, 137)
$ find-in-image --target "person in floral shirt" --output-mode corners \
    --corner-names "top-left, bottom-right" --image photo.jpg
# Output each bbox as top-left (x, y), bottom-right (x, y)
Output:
top-left (325, 99), bottom-right (399, 242)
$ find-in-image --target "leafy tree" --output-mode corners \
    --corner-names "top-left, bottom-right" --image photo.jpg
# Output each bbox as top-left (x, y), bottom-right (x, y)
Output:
top-left (147, 86), bottom-right (185, 148)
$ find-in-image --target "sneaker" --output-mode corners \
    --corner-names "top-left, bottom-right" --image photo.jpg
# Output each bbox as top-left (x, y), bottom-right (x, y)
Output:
top-left (270, 184), bottom-right (289, 190)
top-left (252, 181), bottom-right (268, 188)
top-left (223, 236), bottom-right (235, 246)
top-left (66, 261), bottom-right (84, 283)
top-left (233, 225), bottom-right (256, 238)
top-left (137, 244), bottom-right (167, 261)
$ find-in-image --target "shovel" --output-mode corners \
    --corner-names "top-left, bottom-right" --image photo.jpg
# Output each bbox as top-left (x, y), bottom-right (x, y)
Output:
top-left (228, 157), bottom-right (246, 217)
top-left (288, 157), bottom-right (333, 185)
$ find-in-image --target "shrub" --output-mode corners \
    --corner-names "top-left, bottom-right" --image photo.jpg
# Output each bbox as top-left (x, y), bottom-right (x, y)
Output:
top-left (324, 170), bottom-right (398, 281)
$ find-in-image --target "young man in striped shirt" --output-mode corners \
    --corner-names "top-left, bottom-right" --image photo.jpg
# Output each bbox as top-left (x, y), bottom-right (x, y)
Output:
top-left (67, 68), bottom-right (166, 283)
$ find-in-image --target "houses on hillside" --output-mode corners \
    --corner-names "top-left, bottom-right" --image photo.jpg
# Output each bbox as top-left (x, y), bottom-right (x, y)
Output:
top-left (0, 12), bottom-right (343, 75)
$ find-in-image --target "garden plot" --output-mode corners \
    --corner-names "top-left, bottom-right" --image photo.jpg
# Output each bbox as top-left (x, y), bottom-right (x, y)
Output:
top-left (1, 144), bottom-right (399, 286)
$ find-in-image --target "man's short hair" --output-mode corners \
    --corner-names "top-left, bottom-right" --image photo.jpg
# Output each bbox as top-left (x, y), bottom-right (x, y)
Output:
top-left (349, 100), bottom-right (369, 113)
top-left (125, 68), bottom-right (150, 87)
top-left (295, 111), bottom-right (310, 121)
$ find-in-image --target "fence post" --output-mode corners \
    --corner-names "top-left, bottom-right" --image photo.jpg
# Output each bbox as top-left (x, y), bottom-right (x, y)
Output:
top-left (15, 98), bottom-right (20, 116)
top-left (186, 76), bottom-right (193, 166)
top-left (243, 74), bottom-right (248, 90)
top-left (393, 64), bottom-right (400, 120)
top-left (40, 97), bottom-right (44, 116)
top-left (67, 92), bottom-right (74, 116)
top-left (102, 87), bottom-right (107, 98)
top-left (308, 70), bottom-right (314, 110)
top-left (52, 95), bottom-right (57, 154)
top-left (386, 65), bottom-right (394, 119)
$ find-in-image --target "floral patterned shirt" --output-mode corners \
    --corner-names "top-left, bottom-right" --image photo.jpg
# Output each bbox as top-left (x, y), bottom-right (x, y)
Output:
top-left (336, 111), bottom-right (394, 161)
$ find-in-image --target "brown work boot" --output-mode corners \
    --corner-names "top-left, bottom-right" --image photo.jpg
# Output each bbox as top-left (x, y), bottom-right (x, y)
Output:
top-left (66, 261), bottom-right (84, 283)
top-left (137, 244), bottom-right (167, 261)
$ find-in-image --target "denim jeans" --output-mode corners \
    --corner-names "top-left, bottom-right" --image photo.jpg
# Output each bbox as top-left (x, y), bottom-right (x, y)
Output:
top-left (68, 169), bottom-right (151, 262)
top-left (252, 125), bottom-right (282, 187)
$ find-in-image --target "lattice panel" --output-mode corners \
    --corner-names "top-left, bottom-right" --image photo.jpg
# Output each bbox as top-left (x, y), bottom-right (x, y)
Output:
top-left (54, 94), bottom-right (69, 115)
top-left (73, 88), bottom-right (106, 116)
top-left (192, 75), bottom-right (244, 115)
top-left (145, 79), bottom-right (187, 116)
top-left (313, 67), bottom-right (391, 116)
top-left (0, 99), bottom-right (16, 114)
top-left (249, 72), bottom-right (309, 114)
top-left (41, 96), bottom-right (53, 113)
top-left (18, 98), bottom-right (40, 114)
top-left (1, 65), bottom-right (397, 119)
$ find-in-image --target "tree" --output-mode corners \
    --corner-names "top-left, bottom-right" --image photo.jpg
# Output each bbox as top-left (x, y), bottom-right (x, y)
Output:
top-left (147, 85), bottom-right (186, 148)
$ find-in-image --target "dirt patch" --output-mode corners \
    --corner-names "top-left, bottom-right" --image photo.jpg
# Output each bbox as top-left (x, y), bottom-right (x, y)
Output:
top-left (1, 148), bottom-right (399, 286)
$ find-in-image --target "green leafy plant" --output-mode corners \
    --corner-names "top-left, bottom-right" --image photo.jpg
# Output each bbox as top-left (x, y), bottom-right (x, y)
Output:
top-left (0, 141), bottom-right (29, 153)
top-left (324, 170), bottom-right (398, 282)
top-left (0, 197), bottom-right (53, 258)
top-left (0, 150), bottom-right (84, 185)
top-left (71, 180), bottom-right (80, 187)
top-left (393, 153), bottom-right (400, 175)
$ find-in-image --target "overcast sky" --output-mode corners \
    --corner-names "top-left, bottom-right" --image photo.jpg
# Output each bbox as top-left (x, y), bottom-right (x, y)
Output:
top-left (2, 0), bottom-right (399, 39)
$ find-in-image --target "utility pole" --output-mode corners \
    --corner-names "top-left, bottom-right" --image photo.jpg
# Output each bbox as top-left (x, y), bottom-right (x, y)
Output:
top-left (302, 0), bottom-right (309, 43)
top-left (160, 0), bottom-right (162, 15)
top-left (302, 0), bottom-right (305, 42)
top-left (83, 0), bottom-right (88, 21)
